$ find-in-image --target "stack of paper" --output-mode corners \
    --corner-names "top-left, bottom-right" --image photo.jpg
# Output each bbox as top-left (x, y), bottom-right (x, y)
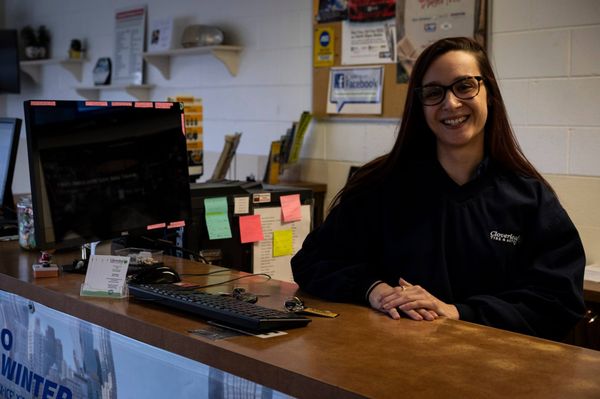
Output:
top-left (585, 264), bottom-right (600, 283)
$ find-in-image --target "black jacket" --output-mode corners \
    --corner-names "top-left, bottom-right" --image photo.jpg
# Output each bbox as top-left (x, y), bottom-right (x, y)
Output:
top-left (291, 160), bottom-right (586, 340)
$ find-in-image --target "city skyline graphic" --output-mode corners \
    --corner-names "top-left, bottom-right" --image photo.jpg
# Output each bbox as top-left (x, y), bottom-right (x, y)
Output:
top-left (0, 293), bottom-right (117, 398)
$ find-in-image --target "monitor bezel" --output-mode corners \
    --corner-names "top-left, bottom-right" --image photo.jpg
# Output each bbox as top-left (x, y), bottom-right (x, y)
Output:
top-left (24, 100), bottom-right (191, 250)
top-left (0, 117), bottom-right (22, 216)
top-left (0, 29), bottom-right (21, 94)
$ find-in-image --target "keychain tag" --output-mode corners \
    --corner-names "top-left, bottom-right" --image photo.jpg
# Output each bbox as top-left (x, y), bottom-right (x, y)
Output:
top-left (284, 296), bottom-right (339, 318)
top-left (299, 307), bottom-right (339, 318)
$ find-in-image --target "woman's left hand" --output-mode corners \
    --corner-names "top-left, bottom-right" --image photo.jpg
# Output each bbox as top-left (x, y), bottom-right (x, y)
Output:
top-left (380, 278), bottom-right (460, 321)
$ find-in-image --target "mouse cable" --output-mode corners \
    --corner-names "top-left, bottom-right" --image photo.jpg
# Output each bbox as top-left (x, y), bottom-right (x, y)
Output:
top-left (140, 236), bottom-right (208, 263)
top-left (180, 269), bottom-right (235, 277)
top-left (180, 273), bottom-right (272, 290)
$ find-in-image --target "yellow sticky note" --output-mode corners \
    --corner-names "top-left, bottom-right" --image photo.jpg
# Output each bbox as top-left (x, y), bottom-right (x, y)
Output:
top-left (273, 229), bottom-right (293, 257)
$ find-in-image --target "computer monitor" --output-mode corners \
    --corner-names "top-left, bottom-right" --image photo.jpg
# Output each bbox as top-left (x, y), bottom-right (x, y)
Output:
top-left (0, 30), bottom-right (21, 94)
top-left (24, 100), bottom-right (192, 250)
top-left (0, 118), bottom-right (21, 220)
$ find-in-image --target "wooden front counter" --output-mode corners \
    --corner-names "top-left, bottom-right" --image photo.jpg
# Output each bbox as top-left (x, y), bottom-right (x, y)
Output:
top-left (1, 241), bottom-right (599, 398)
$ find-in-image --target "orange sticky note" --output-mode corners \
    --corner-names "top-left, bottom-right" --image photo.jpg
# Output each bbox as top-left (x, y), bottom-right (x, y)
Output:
top-left (280, 194), bottom-right (302, 222)
top-left (239, 214), bottom-right (264, 244)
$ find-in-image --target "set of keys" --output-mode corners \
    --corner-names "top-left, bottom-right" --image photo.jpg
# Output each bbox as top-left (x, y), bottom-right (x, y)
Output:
top-left (220, 288), bottom-right (339, 318)
top-left (284, 296), bottom-right (338, 318)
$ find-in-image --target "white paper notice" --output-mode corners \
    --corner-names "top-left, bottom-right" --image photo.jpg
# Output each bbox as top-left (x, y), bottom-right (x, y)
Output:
top-left (81, 255), bottom-right (130, 297)
top-left (342, 20), bottom-right (396, 65)
top-left (252, 205), bottom-right (311, 283)
top-left (584, 264), bottom-right (600, 283)
top-left (233, 196), bottom-right (250, 215)
top-left (113, 6), bottom-right (146, 85)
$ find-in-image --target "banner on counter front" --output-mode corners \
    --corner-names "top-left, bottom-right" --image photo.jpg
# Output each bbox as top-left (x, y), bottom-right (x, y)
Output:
top-left (0, 290), bottom-right (290, 398)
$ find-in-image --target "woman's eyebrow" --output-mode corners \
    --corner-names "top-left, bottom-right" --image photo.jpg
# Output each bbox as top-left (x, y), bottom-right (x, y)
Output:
top-left (421, 75), bottom-right (475, 86)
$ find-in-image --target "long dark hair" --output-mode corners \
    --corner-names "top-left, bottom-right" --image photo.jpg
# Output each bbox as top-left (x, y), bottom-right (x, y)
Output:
top-left (331, 37), bottom-right (551, 208)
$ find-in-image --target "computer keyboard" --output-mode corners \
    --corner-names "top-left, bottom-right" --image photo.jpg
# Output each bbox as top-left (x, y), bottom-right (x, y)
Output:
top-left (128, 283), bottom-right (311, 332)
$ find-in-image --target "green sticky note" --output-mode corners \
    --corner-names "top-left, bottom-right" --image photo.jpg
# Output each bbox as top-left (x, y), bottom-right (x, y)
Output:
top-left (204, 197), bottom-right (229, 214)
top-left (204, 197), bottom-right (232, 240)
top-left (273, 229), bottom-right (293, 257)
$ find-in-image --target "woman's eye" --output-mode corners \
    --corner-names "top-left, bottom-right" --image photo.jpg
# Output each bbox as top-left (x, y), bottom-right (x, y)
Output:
top-left (455, 80), bottom-right (476, 93)
top-left (423, 88), bottom-right (442, 99)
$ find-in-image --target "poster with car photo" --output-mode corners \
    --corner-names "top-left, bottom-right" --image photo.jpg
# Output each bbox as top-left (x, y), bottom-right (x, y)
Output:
top-left (316, 0), bottom-right (349, 23)
top-left (348, 0), bottom-right (395, 22)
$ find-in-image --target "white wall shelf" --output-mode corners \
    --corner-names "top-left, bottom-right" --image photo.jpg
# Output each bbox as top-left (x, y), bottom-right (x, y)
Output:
top-left (143, 45), bottom-right (242, 78)
top-left (20, 58), bottom-right (85, 83)
top-left (74, 84), bottom-right (155, 100)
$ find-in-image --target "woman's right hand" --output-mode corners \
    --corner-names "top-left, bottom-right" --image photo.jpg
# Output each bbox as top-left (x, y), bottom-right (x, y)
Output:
top-left (368, 281), bottom-right (438, 321)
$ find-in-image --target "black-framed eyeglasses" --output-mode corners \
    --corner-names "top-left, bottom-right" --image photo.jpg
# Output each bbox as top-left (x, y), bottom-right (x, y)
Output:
top-left (415, 76), bottom-right (484, 106)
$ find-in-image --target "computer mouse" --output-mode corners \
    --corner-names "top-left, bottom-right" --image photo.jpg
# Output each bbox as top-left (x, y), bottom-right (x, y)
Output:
top-left (129, 266), bottom-right (181, 284)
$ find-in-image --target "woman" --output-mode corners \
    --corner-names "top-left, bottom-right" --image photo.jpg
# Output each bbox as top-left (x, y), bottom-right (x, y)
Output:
top-left (291, 37), bottom-right (585, 340)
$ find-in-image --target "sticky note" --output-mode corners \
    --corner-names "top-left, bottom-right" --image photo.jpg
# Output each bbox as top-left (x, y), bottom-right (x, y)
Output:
top-left (204, 197), bottom-right (232, 240)
top-left (273, 229), bottom-right (293, 257)
top-left (204, 196), bottom-right (228, 214)
top-left (239, 214), bottom-right (264, 243)
top-left (280, 194), bottom-right (302, 222)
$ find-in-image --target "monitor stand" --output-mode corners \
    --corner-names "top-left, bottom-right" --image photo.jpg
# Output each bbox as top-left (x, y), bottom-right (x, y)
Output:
top-left (0, 216), bottom-right (18, 239)
top-left (1, 189), bottom-right (17, 238)
top-left (1, 192), bottom-right (18, 239)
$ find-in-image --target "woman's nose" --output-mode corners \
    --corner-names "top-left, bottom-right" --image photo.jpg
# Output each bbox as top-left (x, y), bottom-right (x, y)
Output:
top-left (441, 90), bottom-right (463, 109)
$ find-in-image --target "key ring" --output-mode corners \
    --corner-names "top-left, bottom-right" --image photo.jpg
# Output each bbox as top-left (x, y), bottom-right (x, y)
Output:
top-left (284, 296), bottom-right (305, 312)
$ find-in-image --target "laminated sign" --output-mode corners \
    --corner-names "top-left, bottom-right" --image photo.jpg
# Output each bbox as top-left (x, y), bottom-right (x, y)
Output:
top-left (327, 66), bottom-right (383, 114)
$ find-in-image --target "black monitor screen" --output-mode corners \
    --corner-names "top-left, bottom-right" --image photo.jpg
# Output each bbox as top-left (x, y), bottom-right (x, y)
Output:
top-left (0, 30), bottom-right (20, 94)
top-left (0, 118), bottom-right (21, 215)
top-left (24, 100), bottom-right (191, 249)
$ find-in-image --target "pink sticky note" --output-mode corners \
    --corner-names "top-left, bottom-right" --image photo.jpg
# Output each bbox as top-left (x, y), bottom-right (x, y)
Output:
top-left (280, 194), bottom-right (302, 222)
top-left (239, 214), bottom-right (264, 243)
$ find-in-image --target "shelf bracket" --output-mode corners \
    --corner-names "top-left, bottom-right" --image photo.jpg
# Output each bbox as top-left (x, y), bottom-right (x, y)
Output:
top-left (211, 48), bottom-right (240, 77)
top-left (20, 65), bottom-right (42, 84)
top-left (144, 54), bottom-right (170, 79)
top-left (75, 87), bottom-right (99, 100)
top-left (124, 86), bottom-right (152, 100)
top-left (59, 60), bottom-right (84, 82)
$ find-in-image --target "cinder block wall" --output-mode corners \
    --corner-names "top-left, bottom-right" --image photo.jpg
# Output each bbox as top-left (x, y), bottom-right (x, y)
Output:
top-left (4, 0), bottom-right (599, 261)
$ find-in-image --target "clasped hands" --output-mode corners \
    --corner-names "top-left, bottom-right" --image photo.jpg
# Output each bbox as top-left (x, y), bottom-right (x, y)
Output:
top-left (368, 278), bottom-right (459, 321)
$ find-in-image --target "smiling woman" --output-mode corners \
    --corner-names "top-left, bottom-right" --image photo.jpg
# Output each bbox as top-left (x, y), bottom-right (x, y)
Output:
top-left (421, 51), bottom-right (488, 185)
top-left (291, 37), bottom-right (586, 342)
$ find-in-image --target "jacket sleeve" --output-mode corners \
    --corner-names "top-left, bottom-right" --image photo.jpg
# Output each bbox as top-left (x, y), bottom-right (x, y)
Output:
top-left (291, 194), bottom-right (382, 303)
top-left (456, 195), bottom-right (586, 341)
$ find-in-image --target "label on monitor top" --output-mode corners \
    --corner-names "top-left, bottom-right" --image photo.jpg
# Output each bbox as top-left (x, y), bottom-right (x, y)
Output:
top-left (253, 193), bottom-right (272, 204)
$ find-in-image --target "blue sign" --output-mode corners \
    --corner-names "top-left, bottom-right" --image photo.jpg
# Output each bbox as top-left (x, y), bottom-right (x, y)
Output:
top-left (319, 31), bottom-right (331, 47)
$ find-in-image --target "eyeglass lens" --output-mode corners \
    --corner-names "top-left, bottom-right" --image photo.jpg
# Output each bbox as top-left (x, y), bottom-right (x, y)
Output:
top-left (418, 76), bottom-right (482, 105)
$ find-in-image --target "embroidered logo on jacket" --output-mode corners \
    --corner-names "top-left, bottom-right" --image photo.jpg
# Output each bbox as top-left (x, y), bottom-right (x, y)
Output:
top-left (490, 231), bottom-right (520, 245)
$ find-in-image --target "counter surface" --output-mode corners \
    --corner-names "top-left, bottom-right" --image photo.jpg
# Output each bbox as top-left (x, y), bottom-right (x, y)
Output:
top-left (1, 241), bottom-right (600, 399)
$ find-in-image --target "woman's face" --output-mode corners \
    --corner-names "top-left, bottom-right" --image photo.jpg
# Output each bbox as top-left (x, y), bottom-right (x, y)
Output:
top-left (421, 51), bottom-right (488, 158)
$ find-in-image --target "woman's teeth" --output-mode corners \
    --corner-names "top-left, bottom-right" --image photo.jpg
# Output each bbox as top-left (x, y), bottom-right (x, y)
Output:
top-left (442, 116), bottom-right (468, 126)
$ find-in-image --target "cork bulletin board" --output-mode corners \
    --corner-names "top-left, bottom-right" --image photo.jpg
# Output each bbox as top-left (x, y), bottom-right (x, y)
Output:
top-left (312, 21), bottom-right (407, 119)
top-left (311, 0), bottom-right (487, 120)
